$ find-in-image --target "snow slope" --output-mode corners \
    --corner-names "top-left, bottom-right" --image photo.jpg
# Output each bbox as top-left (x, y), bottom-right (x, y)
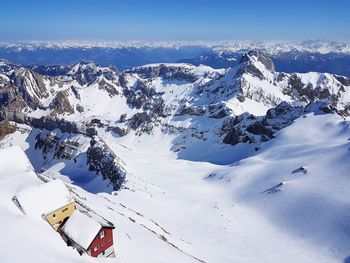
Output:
top-left (208, 112), bottom-right (350, 261)
top-left (89, 126), bottom-right (340, 263)
top-left (2, 112), bottom-right (349, 262)
top-left (55, 112), bottom-right (350, 263)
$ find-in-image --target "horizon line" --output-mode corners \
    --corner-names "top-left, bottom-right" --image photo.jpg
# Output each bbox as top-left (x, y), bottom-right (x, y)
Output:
top-left (0, 39), bottom-right (347, 43)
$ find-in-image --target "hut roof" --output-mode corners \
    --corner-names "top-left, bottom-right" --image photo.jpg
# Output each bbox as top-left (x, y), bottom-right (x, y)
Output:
top-left (15, 179), bottom-right (73, 218)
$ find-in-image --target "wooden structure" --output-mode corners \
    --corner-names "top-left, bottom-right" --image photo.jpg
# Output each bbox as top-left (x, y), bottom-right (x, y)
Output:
top-left (13, 179), bottom-right (76, 230)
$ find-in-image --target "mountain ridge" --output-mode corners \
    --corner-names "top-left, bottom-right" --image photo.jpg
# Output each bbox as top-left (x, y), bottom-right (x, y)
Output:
top-left (0, 50), bottom-right (349, 186)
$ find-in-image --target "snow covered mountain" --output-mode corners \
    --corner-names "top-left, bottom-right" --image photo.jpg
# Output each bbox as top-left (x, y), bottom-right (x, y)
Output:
top-left (1, 50), bottom-right (350, 262)
top-left (1, 50), bottom-right (350, 171)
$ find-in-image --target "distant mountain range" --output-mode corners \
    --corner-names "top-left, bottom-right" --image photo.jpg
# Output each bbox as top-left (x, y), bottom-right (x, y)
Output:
top-left (1, 40), bottom-right (350, 76)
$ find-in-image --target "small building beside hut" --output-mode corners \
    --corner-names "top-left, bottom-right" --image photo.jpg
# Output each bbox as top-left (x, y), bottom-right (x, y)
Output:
top-left (61, 210), bottom-right (116, 258)
top-left (13, 179), bottom-right (76, 230)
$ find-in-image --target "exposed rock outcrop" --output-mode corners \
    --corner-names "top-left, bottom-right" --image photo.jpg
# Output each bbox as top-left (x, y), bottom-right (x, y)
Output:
top-left (128, 112), bottom-right (153, 130)
top-left (87, 138), bottom-right (126, 190)
top-left (106, 126), bottom-right (128, 137)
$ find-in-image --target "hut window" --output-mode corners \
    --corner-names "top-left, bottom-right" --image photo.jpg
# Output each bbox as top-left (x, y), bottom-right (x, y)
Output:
top-left (52, 213), bottom-right (56, 218)
top-left (101, 241), bottom-right (105, 247)
top-left (108, 237), bottom-right (111, 242)
top-left (62, 207), bottom-right (68, 212)
top-left (93, 246), bottom-right (99, 252)
top-left (99, 230), bottom-right (105, 239)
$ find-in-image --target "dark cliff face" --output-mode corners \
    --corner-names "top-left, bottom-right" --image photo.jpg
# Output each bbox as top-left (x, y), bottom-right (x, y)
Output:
top-left (126, 64), bottom-right (198, 82)
top-left (87, 138), bottom-right (126, 190)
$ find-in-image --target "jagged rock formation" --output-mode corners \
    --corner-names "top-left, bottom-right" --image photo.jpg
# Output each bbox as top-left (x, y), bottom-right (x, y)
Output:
top-left (125, 63), bottom-right (200, 82)
top-left (87, 137), bottom-right (126, 190)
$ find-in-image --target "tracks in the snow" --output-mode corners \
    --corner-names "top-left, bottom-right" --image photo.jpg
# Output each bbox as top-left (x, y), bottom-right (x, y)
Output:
top-left (102, 195), bottom-right (206, 263)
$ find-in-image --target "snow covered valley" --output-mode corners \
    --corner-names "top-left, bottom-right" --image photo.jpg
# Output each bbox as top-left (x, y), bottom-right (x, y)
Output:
top-left (1, 112), bottom-right (350, 263)
top-left (1, 51), bottom-right (350, 262)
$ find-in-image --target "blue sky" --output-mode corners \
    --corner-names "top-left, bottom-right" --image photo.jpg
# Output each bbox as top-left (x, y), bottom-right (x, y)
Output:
top-left (0, 0), bottom-right (349, 41)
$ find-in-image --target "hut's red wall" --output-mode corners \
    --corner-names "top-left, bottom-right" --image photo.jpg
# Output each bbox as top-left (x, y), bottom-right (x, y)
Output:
top-left (88, 227), bottom-right (114, 257)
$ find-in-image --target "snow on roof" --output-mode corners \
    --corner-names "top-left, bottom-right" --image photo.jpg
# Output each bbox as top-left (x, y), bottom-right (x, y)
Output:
top-left (15, 179), bottom-right (73, 218)
top-left (62, 210), bottom-right (102, 250)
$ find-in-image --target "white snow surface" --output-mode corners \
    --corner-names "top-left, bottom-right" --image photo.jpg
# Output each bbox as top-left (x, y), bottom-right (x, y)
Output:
top-left (62, 210), bottom-right (102, 250)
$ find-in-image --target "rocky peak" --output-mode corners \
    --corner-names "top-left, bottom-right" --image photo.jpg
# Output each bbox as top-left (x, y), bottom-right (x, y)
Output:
top-left (67, 61), bottom-right (101, 85)
top-left (31, 61), bottom-right (108, 85)
top-left (69, 62), bottom-right (121, 86)
top-left (241, 50), bottom-right (275, 71)
top-left (236, 50), bottom-right (275, 80)
top-left (69, 61), bottom-right (99, 74)
top-left (9, 68), bottom-right (49, 108)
